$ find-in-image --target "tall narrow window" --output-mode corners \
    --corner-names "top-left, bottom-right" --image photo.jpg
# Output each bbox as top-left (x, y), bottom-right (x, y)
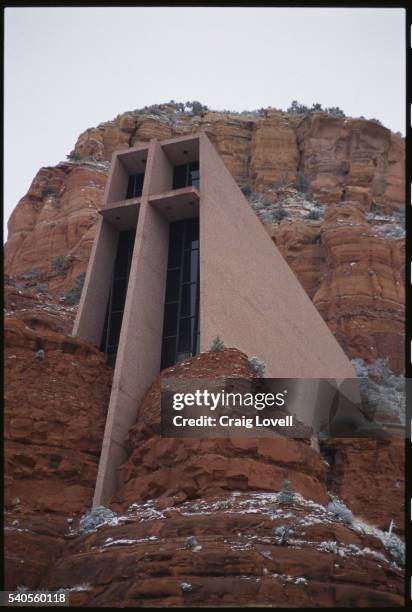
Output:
top-left (172, 162), bottom-right (200, 190)
top-left (161, 218), bottom-right (200, 370)
top-left (100, 229), bottom-right (136, 366)
top-left (126, 173), bottom-right (144, 199)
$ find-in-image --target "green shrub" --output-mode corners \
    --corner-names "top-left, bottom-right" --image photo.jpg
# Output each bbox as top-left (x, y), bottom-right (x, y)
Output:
top-left (382, 532), bottom-right (405, 566)
top-left (249, 356), bottom-right (266, 377)
top-left (210, 336), bottom-right (225, 352)
top-left (287, 100), bottom-right (310, 114)
top-left (325, 106), bottom-right (346, 118)
top-left (66, 151), bottom-right (82, 161)
top-left (51, 256), bottom-right (66, 272)
top-left (60, 272), bottom-right (86, 305)
top-left (296, 171), bottom-right (310, 193)
top-left (287, 100), bottom-right (346, 118)
top-left (42, 186), bottom-right (55, 197)
top-left (35, 283), bottom-right (49, 294)
top-left (272, 206), bottom-right (289, 222)
top-left (185, 101), bottom-right (208, 114)
top-left (35, 349), bottom-right (45, 361)
top-left (240, 184), bottom-right (252, 197)
top-left (273, 524), bottom-right (296, 546)
top-left (278, 479), bottom-right (294, 504)
top-left (327, 500), bottom-right (353, 524)
top-left (307, 209), bottom-right (321, 220)
top-left (51, 254), bottom-right (77, 272)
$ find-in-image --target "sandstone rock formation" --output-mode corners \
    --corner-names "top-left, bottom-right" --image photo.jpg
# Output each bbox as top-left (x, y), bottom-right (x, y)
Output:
top-left (4, 103), bottom-right (405, 606)
top-left (313, 204), bottom-right (404, 374)
top-left (5, 162), bottom-right (107, 296)
top-left (328, 438), bottom-right (405, 534)
top-left (296, 114), bottom-right (404, 210)
top-left (113, 348), bottom-right (404, 531)
top-left (5, 320), bottom-right (405, 605)
top-left (112, 349), bottom-right (329, 510)
top-left (41, 492), bottom-right (404, 608)
top-left (267, 202), bottom-right (404, 373)
top-left (4, 289), bottom-right (113, 588)
top-left (5, 105), bottom-right (405, 374)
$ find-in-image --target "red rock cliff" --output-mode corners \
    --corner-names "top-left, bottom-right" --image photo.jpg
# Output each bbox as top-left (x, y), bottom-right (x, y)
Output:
top-left (4, 104), bottom-right (405, 606)
top-left (5, 105), bottom-right (405, 372)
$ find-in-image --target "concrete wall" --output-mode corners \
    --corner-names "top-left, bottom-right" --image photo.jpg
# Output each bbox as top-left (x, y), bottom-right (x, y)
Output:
top-left (199, 133), bottom-right (355, 379)
top-left (93, 195), bottom-right (169, 505)
top-left (72, 217), bottom-right (118, 345)
top-left (77, 140), bottom-right (173, 505)
top-left (105, 155), bottom-right (129, 205)
top-left (79, 132), bottom-right (358, 507)
top-left (147, 140), bottom-right (173, 195)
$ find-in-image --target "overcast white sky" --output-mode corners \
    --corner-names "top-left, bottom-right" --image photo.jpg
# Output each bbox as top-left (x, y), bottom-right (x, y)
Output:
top-left (4, 6), bottom-right (405, 240)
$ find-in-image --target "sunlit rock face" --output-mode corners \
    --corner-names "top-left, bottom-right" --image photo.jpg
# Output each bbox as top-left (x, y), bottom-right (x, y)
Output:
top-left (4, 105), bottom-right (404, 372)
top-left (40, 492), bottom-right (404, 608)
top-left (4, 335), bottom-right (404, 605)
top-left (4, 104), bottom-right (405, 605)
top-left (4, 289), bottom-right (113, 589)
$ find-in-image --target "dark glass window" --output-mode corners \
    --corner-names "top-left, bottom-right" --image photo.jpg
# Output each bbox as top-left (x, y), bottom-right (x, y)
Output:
top-left (178, 318), bottom-right (192, 352)
top-left (161, 338), bottom-right (177, 370)
top-left (108, 312), bottom-right (122, 347)
top-left (126, 173), bottom-right (145, 199)
top-left (165, 269), bottom-right (180, 302)
top-left (181, 283), bottom-right (197, 317)
top-left (190, 168), bottom-right (200, 189)
top-left (100, 229), bottom-right (136, 366)
top-left (182, 250), bottom-right (199, 283)
top-left (111, 278), bottom-right (128, 311)
top-left (160, 218), bottom-right (200, 370)
top-left (172, 165), bottom-right (187, 190)
top-left (167, 232), bottom-right (183, 268)
top-left (172, 162), bottom-right (200, 190)
top-left (163, 303), bottom-right (179, 336)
